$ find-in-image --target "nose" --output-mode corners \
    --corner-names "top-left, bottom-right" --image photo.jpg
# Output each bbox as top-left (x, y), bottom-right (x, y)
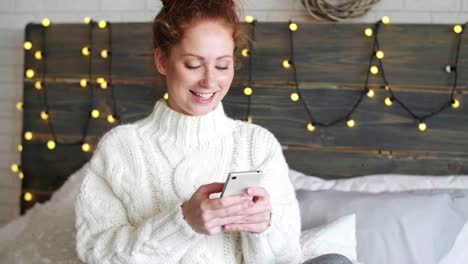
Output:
top-left (199, 67), bottom-right (216, 89)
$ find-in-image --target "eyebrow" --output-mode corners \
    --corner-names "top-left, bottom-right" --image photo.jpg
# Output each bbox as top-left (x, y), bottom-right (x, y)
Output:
top-left (182, 53), bottom-right (233, 60)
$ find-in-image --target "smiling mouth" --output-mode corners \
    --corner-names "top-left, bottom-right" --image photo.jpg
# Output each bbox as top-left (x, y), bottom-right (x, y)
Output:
top-left (190, 90), bottom-right (216, 99)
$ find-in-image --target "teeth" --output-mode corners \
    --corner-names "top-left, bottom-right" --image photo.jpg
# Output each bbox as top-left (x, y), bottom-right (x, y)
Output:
top-left (194, 92), bottom-right (214, 99)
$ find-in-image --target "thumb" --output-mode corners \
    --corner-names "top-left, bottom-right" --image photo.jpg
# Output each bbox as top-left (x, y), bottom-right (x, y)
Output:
top-left (197, 182), bottom-right (224, 197)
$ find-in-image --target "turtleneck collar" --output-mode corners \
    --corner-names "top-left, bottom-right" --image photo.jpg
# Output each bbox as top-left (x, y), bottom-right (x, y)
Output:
top-left (137, 99), bottom-right (236, 149)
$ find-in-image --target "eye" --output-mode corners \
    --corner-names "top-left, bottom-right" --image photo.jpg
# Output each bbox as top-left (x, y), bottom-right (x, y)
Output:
top-left (216, 66), bottom-right (229, 70)
top-left (185, 64), bottom-right (201, 70)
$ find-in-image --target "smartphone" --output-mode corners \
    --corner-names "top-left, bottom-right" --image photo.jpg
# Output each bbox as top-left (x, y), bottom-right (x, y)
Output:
top-left (220, 170), bottom-right (263, 198)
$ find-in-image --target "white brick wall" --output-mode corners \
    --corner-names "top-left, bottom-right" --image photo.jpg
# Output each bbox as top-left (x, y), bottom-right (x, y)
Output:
top-left (0, 0), bottom-right (467, 227)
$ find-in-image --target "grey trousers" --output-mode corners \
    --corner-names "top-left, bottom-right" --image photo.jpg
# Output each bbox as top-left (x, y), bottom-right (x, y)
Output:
top-left (302, 254), bottom-right (353, 264)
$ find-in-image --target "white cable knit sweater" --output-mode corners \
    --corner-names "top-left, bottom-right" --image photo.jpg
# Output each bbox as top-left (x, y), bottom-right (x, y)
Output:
top-left (74, 99), bottom-right (302, 263)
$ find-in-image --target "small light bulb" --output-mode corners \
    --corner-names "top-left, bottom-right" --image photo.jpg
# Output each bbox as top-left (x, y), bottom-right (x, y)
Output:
top-left (282, 59), bottom-right (291, 69)
top-left (80, 79), bottom-right (88, 88)
top-left (306, 122), bottom-right (315, 132)
top-left (418, 122), bottom-right (427, 132)
top-left (452, 99), bottom-right (460, 109)
top-left (384, 85), bottom-right (389, 90)
top-left (347, 119), bottom-right (356, 128)
top-left (245, 16), bottom-right (254, 23)
top-left (381, 16), bottom-right (390, 24)
top-left (100, 49), bottom-right (108, 58)
top-left (11, 163), bottom-right (19, 173)
top-left (81, 143), bottom-right (91, 152)
top-left (289, 22), bottom-right (298, 32)
top-left (246, 115), bottom-right (253, 123)
top-left (34, 51), bottom-right (43, 60)
top-left (107, 114), bottom-right (116, 123)
top-left (83, 16), bottom-right (91, 24)
top-left (370, 66), bottom-right (379, 75)
top-left (290, 92), bottom-right (299, 102)
top-left (454, 24), bottom-right (463, 34)
top-left (82, 46), bottom-right (90, 56)
top-left (47, 140), bottom-right (56, 150)
top-left (364, 28), bottom-right (373, 37)
top-left (18, 172), bottom-right (24, 180)
top-left (366, 89), bottom-right (375, 98)
top-left (24, 41), bottom-right (33, 50)
top-left (244, 87), bottom-right (253, 96)
top-left (16, 102), bottom-right (23, 111)
top-left (18, 144), bottom-right (23, 152)
top-left (24, 131), bottom-right (33, 141)
top-left (40, 111), bottom-right (49, 120)
top-left (98, 20), bottom-right (107, 29)
top-left (100, 81), bottom-right (108, 89)
top-left (42, 18), bottom-right (51, 27)
top-left (34, 81), bottom-right (42, 90)
top-left (91, 109), bottom-right (100, 118)
top-left (384, 97), bottom-right (393, 106)
top-left (24, 192), bottom-right (33, 201)
top-left (241, 48), bottom-right (249, 57)
top-left (163, 92), bottom-right (169, 100)
top-left (96, 77), bottom-right (105, 84)
top-left (376, 50), bottom-right (384, 59)
top-left (25, 69), bottom-right (35, 79)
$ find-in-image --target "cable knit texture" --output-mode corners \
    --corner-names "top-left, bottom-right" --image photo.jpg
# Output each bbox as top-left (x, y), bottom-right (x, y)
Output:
top-left (74, 99), bottom-right (302, 263)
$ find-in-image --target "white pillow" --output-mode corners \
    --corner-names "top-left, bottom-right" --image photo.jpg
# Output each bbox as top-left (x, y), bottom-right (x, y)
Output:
top-left (300, 214), bottom-right (357, 263)
top-left (439, 221), bottom-right (468, 264)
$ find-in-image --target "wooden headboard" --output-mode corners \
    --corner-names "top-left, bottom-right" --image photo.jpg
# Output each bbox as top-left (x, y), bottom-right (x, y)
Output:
top-left (20, 22), bottom-right (468, 213)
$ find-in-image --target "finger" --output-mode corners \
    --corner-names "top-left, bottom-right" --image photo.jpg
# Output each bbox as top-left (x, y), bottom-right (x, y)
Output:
top-left (232, 212), bottom-right (271, 225)
top-left (245, 187), bottom-right (269, 199)
top-left (209, 199), bottom-right (255, 218)
top-left (198, 182), bottom-right (225, 197)
top-left (223, 222), bottom-right (268, 233)
top-left (204, 194), bottom-right (250, 210)
top-left (234, 198), bottom-right (271, 216)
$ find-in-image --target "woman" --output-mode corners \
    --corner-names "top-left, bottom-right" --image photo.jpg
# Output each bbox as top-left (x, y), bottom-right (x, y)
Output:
top-left (74, 0), bottom-right (351, 263)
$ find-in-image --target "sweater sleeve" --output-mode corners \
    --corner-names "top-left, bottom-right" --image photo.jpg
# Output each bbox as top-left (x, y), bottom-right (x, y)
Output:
top-left (74, 127), bottom-right (203, 263)
top-left (241, 128), bottom-right (302, 264)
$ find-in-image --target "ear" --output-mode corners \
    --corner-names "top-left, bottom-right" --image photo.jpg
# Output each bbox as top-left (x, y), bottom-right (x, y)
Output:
top-left (154, 48), bottom-right (167, 76)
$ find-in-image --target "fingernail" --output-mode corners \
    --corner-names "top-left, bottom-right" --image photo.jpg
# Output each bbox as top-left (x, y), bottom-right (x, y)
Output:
top-left (247, 189), bottom-right (253, 195)
top-left (225, 225), bottom-right (231, 230)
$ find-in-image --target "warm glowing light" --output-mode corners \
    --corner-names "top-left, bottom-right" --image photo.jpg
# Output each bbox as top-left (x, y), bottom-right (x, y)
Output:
top-left (384, 97), bottom-right (393, 106)
top-left (364, 28), bottom-right (373, 37)
top-left (18, 144), bottom-right (23, 152)
top-left (47, 140), bottom-right (56, 150)
top-left (245, 16), bottom-right (254, 23)
top-left (246, 115), bottom-right (253, 123)
top-left (40, 111), bottom-right (49, 120)
top-left (376, 50), bottom-right (384, 59)
top-left (24, 192), bottom-right (33, 201)
top-left (34, 51), bottom-right (43, 60)
top-left (96, 77), bottom-right (105, 84)
top-left (98, 20), bottom-right (107, 29)
top-left (370, 66), bottom-right (379, 74)
top-left (107, 114), bottom-right (116, 123)
top-left (34, 81), bottom-right (42, 90)
top-left (24, 131), bottom-right (33, 141)
top-left (244, 87), bottom-right (253, 96)
top-left (282, 59), bottom-right (291, 69)
top-left (384, 85), bottom-right (389, 90)
top-left (241, 48), bottom-right (249, 57)
top-left (100, 49), bottom-right (108, 58)
top-left (290, 92), bottom-right (299, 102)
top-left (366, 89), bottom-right (375, 98)
top-left (82, 46), bottom-right (90, 56)
top-left (381, 16), bottom-right (390, 24)
top-left (80, 79), bottom-right (87, 88)
top-left (25, 69), bottom-right (35, 78)
top-left (347, 119), bottom-right (356, 128)
top-left (163, 92), bottom-right (169, 100)
top-left (289, 22), bottom-right (298, 31)
top-left (418, 122), bottom-right (427, 132)
top-left (11, 163), bottom-right (19, 173)
top-left (83, 17), bottom-right (91, 24)
top-left (16, 102), bottom-right (23, 111)
top-left (18, 172), bottom-right (24, 180)
top-left (100, 81), bottom-right (108, 89)
top-left (452, 99), bottom-right (460, 109)
top-left (91, 109), bottom-right (100, 118)
top-left (42, 18), bottom-right (51, 27)
top-left (24, 41), bottom-right (32, 50)
top-left (306, 122), bottom-right (315, 132)
top-left (454, 25), bottom-right (463, 34)
top-left (81, 143), bottom-right (91, 152)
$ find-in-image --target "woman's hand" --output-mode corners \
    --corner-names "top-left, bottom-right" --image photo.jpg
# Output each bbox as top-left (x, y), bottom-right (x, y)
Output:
top-left (181, 182), bottom-right (255, 235)
top-left (222, 187), bottom-right (272, 234)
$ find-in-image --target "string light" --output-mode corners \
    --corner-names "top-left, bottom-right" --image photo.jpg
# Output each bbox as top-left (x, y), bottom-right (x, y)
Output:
top-left (444, 65), bottom-right (456, 73)
top-left (42, 18), bottom-right (51, 27)
top-left (91, 109), bottom-right (100, 118)
top-left (376, 50), bottom-right (384, 59)
top-left (16, 102), bottom-right (23, 111)
top-left (290, 92), bottom-right (299, 102)
top-left (100, 49), bottom-right (109, 59)
top-left (418, 121), bottom-right (427, 132)
top-left (80, 79), bottom-right (88, 88)
top-left (163, 92), bottom-right (169, 100)
top-left (25, 69), bottom-right (35, 78)
top-left (81, 143), bottom-right (91, 152)
top-left (100, 81), bottom-right (108, 89)
top-left (241, 48), bottom-right (249, 57)
top-left (245, 16), bottom-right (254, 23)
top-left (47, 140), bottom-right (56, 150)
top-left (289, 22), bottom-right (298, 32)
top-left (107, 114), bottom-right (116, 123)
top-left (18, 172), bottom-right (24, 180)
top-left (244, 87), bottom-right (253, 96)
top-left (96, 77), bottom-right (105, 84)
top-left (82, 46), bottom-right (91, 56)
top-left (98, 20), bottom-right (107, 29)
top-left (381, 16), bottom-right (390, 24)
top-left (34, 51), bottom-right (43, 60)
top-left (83, 17), bottom-right (92, 24)
top-left (34, 81), bottom-right (42, 90)
top-left (364, 28), bottom-right (373, 37)
top-left (454, 24), bottom-right (463, 34)
top-left (18, 144), bottom-right (23, 152)
top-left (384, 97), bottom-right (393, 106)
top-left (10, 163), bottom-right (19, 173)
top-left (282, 59), bottom-right (291, 69)
top-left (24, 131), bottom-right (33, 141)
top-left (24, 192), bottom-right (33, 202)
top-left (370, 66), bottom-right (379, 74)
top-left (40, 111), bottom-right (49, 120)
top-left (451, 99), bottom-right (460, 109)
top-left (246, 115), bottom-right (253, 123)
top-left (346, 119), bottom-right (356, 128)
top-left (306, 122), bottom-right (315, 132)
top-left (24, 41), bottom-right (32, 50)
top-left (366, 89), bottom-right (375, 98)
top-left (384, 85), bottom-right (389, 91)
